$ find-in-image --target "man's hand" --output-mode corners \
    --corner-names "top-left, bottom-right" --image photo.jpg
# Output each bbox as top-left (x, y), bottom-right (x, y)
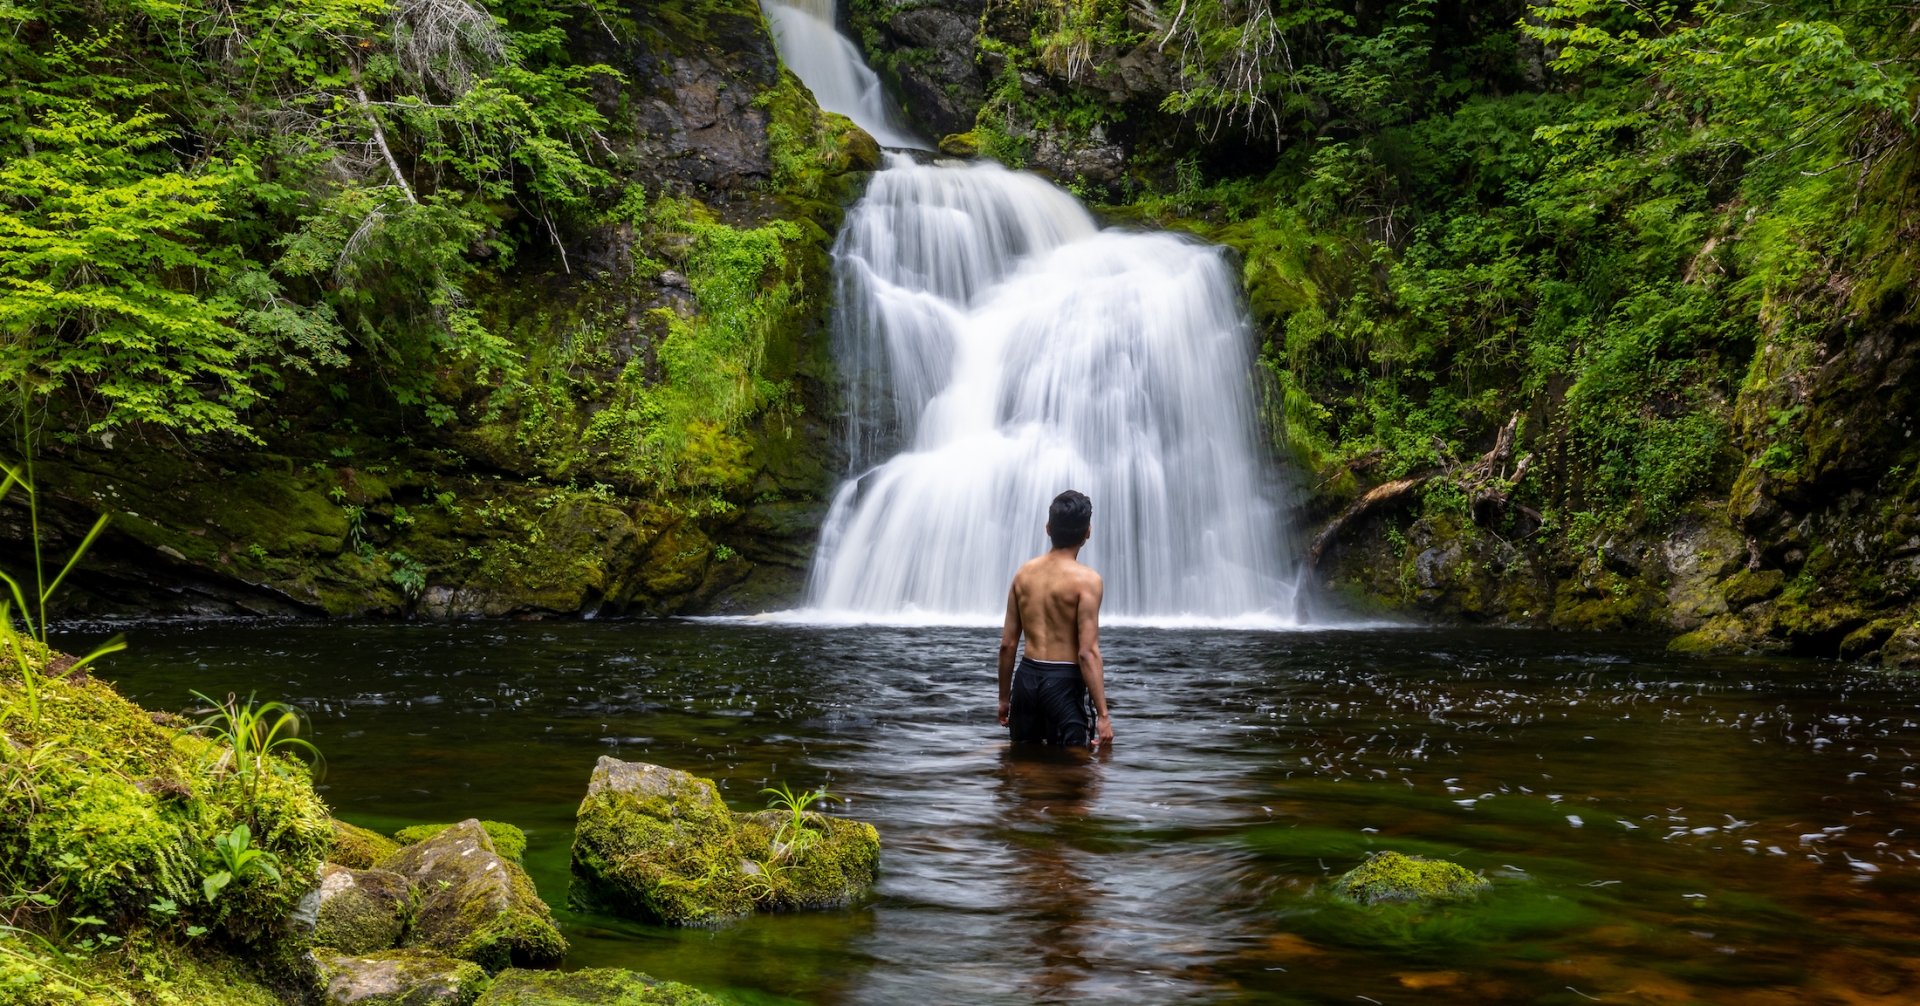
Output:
top-left (1092, 712), bottom-right (1113, 750)
top-left (998, 695), bottom-right (1011, 726)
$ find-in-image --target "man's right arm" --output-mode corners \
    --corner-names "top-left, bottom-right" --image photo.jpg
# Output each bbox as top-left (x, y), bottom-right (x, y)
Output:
top-left (997, 582), bottom-right (1021, 726)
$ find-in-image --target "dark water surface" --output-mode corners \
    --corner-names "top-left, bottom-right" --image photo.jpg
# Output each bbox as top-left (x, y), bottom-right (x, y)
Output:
top-left (66, 621), bottom-right (1920, 1005)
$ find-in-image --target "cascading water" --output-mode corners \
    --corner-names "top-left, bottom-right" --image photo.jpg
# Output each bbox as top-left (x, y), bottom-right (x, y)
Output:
top-left (761, 1), bottom-right (1304, 626)
top-left (806, 157), bottom-right (1302, 624)
top-left (759, 0), bottom-right (921, 149)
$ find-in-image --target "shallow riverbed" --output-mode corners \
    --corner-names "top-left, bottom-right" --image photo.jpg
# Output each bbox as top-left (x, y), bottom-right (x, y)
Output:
top-left (69, 621), bottom-right (1920, 1005)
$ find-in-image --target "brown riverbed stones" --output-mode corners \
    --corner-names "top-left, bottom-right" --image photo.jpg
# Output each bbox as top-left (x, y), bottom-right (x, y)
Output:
top-left (569, 756), bottom-right (880, 925)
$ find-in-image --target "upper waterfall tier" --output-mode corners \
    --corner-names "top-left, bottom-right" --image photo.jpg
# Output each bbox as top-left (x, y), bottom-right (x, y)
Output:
top-left (760, 0), bottom-right (922, 149)
top-left (805, 155), bottom-right (1303, 625)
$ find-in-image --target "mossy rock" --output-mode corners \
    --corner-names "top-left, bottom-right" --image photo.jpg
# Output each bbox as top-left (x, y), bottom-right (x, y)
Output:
top-left (570, 758), bottom-right (754, 924)
top-left (938, 131), bottom-right (980, 157)
top-left (334, 820), bottom-right (404, 869)
top-left (1839, 618), bottom-right (1900, 662)
top-left (377, 821), bottom-right (566, 972)
top-left (0, 933), bottom-right (289, 1006)
top-left (314, 864), bottom-right (413, 955)
top-left (0, 657), bottom-right (330, 937)
top-left (394, 822), bottom-right (527, 864)
top-left (1329, 852), bottom-right (1489, 906)
top-left (569, 758), bottom-right (880, 926)
top-left (1721, 568), bottom-right (1786, 610)
top-left (475, 967), bottom-right (722, 1006)
top-left (736, 810), bottom-right (879, 911)
top-left (312, 949), bottom-right (487, 1006)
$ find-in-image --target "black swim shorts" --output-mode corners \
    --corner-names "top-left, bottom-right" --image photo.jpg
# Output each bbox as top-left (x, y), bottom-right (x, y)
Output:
top-left (1008, 655), bottom-right (1092, 747)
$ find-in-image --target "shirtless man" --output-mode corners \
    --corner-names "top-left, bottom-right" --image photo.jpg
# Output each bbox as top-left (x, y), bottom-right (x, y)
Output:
top-left (997, 490), bottom-right (1113, 751)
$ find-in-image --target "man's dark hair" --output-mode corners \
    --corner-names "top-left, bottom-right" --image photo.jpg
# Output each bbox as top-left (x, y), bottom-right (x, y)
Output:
top-left (1048, 490), bottom-right (1092, 549)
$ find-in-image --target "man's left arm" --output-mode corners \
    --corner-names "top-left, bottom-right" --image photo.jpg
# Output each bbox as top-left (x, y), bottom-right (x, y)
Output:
top-left (1076, 577), bottom-right (1112, 749)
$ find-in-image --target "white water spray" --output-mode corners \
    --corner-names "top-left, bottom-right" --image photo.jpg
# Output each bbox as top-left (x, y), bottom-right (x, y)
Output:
top-left (761, 3), bottom-right (1303, 626)
top-left (760, 0), bottom-right (922, 149)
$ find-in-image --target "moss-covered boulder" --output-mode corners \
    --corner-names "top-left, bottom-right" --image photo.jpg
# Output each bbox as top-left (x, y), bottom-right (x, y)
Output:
top-left (475, 967), bottom-right (722, 1006)
top-left (570, 757), bottom-right (879, 926)
top-left (1330, 851), bottom-right (1489, 906)
top-left (570, 758), bottom-right (754, 924)
top-left (1721, 568), bottom-right (1787, 610)
top-left (333, 820), bottom-right (403, 869)
top-left (394, 821), bottom-right (527, 863)
top-left (314, 864), bottom-right (413, 954)
top-left (312, 950), bottom-right (487, 1006)
top-left (736, 809), bottom-right (880, 911)
top-left (377, 820), bottom-right (565, 972)
top-left (0, 656), bottom-right (331, 939)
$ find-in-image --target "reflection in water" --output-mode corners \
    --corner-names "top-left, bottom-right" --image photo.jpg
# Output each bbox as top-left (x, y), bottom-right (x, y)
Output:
top-left (74, 620), bottom-right (1920, 1005)
top-left (995, 745), bottom-right (1106, 999)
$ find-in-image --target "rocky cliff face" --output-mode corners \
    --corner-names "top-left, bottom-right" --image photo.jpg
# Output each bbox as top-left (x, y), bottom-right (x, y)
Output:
top-left (849, 0), bottom-right (1920, 665)
top-left (1309, 303), bottom-right (1920, 666)
top-left (5, 0), bottom-right (878, 619)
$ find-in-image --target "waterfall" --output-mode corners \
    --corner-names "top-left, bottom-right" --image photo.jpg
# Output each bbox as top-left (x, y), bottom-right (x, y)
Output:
top-left (759, 0), bottom-right (922, 149)
top-left (761, 2), bottom-right (1304, 627)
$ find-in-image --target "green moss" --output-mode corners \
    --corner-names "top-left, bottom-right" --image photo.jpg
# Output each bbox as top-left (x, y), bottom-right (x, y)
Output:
top-left (0, 932), bottom-right (287, 1006)
top-left (570, 759), bottom-right (880, 926)
top-left (313, 949), bottom-right (488, 1006)
top-left (570, 761), bottom-right (755, 925)
top-left (333, 819), bottom-right (403, 868)
top-left (0, 664), bottom-right (330, 939)
top-left (393, 821), bottom-right (527, 863)
top-left (939, 131), bottom-right (980, 157)
top-left (313, 866), bottom-right (413, 955)
top-left (1722, 568), bottom-right (1786, 610)
top-left (378, 821), bottom-right (566, 972)
top-left (1329, 851), bottom-right (1489, 906)
top-left (476, 967), bottom-right (723, 1006)
top-left (735, 811), bottom-right (880, 910)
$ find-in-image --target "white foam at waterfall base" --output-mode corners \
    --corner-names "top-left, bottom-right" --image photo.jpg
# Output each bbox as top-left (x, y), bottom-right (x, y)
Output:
top-left (760, 0), bottom-right (922, 149)
top-left (773, 155), bottom-right (1309, 628)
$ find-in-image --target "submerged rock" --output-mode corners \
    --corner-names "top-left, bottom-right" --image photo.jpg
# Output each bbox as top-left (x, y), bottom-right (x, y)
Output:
top-left (313, 949), bottom-right (487, 1006)
top-left (1330, 851), bottom-right (1489, 906)
top-left (314, 864), bottom-right (413, 954)
top-left (394, 821), bottom-right (528, 864)
top-left (378, 820), bottom-right (566, 971)
top-left (333, 820), bottom-right (404, 870)
top-left (570, 757), bottom-right (880, 925)
top-left (475, 967), bottom-right (722, 1006)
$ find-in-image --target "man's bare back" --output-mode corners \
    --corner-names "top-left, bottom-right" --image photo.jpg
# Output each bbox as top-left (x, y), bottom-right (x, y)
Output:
top-left (997, 490), bottom-right (1112, 750)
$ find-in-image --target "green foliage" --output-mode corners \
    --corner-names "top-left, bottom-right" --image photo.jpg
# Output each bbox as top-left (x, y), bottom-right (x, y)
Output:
top-left (1082, 0), bottom-right (1920, 539)
top-left (200, 825), bottom-right (282, 904)
top-left (387, 552), bottom-right (428, 599)
top-left (0, 0), bottom-right (620, 433)
top-left (760, 782), bottom-right (835, 862)
top-left (187, 691), bottom-right (325, 809)
top-left (0, 668), bottom-right (331, 956)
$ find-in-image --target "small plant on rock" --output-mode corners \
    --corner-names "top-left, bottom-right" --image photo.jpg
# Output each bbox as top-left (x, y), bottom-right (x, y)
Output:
top-left (188, 691), bottom-right (325, 807)
top-left (761, 783), bottom-right (836, 862)
top-left (200, 825), bottom-right (283, 903)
